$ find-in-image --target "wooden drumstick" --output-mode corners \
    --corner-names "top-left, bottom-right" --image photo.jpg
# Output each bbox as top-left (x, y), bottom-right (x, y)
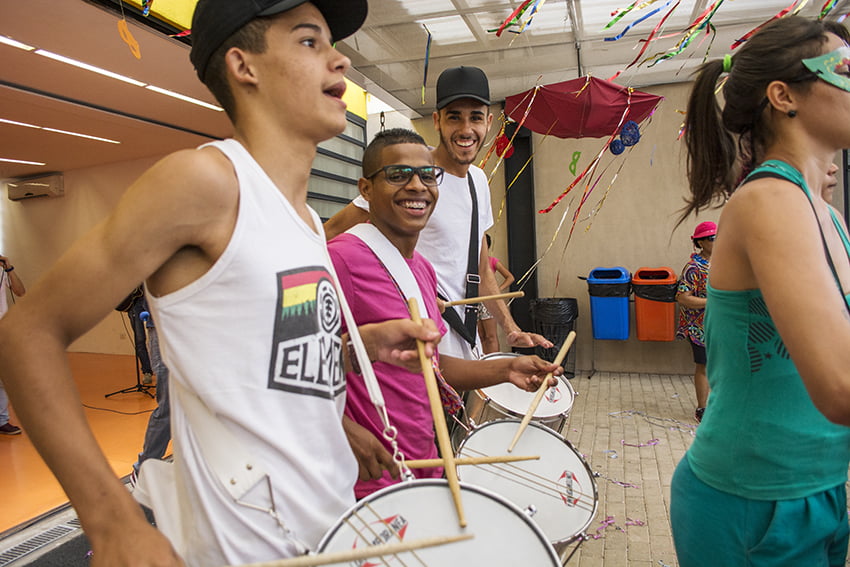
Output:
top-left (405, 454), bottom-right (540, 469)
top-left (234, 533), bottom-right (474, 567)
top-left (507, 330), bottom-right (576, 453)
top-left (408, 297), bottom-right (466, 527)
top-left (443, 291), bottom-right (524, 307)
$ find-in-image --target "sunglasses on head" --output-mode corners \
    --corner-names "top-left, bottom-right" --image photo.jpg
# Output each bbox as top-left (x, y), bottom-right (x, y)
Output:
top-left (701, 235), bottom-right (716, 241)
top-left (365, 165), bottom-right (444, 187)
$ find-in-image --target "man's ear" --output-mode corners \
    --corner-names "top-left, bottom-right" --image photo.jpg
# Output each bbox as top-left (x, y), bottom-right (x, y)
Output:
top-left (485, 111), bottom-right (494, 132)
top-left (358, 177), bottom-right (371, 202)
top-left (224, 47), bottom-right (259, 87)
top-left (432, 110), bottom-right (441, 133)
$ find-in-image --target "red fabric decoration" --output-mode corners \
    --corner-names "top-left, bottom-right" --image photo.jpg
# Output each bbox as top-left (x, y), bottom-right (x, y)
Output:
top-left (495, 134), bottom-right (515, 158)
top-left (504, 76), bottom-right (663, 139)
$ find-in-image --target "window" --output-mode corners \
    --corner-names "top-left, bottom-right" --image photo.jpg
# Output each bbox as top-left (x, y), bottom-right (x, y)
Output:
top-left (309, 113), bottom-right (365, 220)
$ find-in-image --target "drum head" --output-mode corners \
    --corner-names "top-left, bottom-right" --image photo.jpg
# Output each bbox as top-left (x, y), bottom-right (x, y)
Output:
top-left (478, 353), bottom-right (575, 419)
top-left (456, 420), bottom-right (598, 544)
top-left (318, 479), bottom-right (560, 565)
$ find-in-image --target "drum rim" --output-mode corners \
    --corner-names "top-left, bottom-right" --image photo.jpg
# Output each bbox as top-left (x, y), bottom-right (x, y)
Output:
top-left (317, 478), bottom-right (561, 563)
top-left (455, 418), bottom-right (600, 540)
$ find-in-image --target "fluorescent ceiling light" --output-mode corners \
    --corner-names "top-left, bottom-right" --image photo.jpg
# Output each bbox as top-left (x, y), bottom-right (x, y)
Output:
top-left (34, 49), bottom-right (147, 87)
top-left (0, 158), bottom-right (46, 166)
top-left (0, 118), bottom-right (120, 144)
top-left (0, 34), bottom-right (223, 111)
top-left (145, 86), bottom-right (224, 112)
top-left (0, 118), bottom-right (39, 129)
top-left (0, 35), bottom-right (35, 51)
top-left (42, 127), bottom-right (121, 144)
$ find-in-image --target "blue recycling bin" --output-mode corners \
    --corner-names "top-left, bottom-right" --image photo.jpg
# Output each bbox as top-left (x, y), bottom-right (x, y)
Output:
top-left (587, 267), bottom-right (631, 340)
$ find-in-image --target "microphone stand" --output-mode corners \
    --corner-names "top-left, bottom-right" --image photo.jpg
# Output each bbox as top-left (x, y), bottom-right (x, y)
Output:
top-left (105, 311), bottom-right (156, 399)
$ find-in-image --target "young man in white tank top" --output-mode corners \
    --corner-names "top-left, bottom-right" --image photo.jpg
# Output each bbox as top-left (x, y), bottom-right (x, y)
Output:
top-left (0, 2), bottom-right (440, 566)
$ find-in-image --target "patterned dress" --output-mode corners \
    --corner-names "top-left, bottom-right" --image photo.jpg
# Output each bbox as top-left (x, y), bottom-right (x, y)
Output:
top-left (676, 253), bottom-right (709, 346)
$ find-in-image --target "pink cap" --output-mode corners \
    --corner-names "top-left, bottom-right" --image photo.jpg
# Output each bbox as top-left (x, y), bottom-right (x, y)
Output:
top-left (692, 221), bottom-right (717, 240)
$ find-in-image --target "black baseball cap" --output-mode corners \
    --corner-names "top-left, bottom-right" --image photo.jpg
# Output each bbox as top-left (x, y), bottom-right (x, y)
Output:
top-left (435, 66), bottom-right (491, 110)
top-left (190, 0), bottom-right (368, 82)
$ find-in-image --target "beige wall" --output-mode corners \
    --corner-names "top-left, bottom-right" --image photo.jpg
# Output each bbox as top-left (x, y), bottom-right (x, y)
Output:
top-left (1, 156), bottom-right (159, 355)
top-left (521, 82), bottom-right (710, 374)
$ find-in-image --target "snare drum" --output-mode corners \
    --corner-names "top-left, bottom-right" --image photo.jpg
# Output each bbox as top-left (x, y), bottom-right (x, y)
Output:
top-left (456, 419), bottom-right (598, 558)
top-left (465, 352), bottom-right (575, 434)
top-left (318, 479), bottom-right (561, 565)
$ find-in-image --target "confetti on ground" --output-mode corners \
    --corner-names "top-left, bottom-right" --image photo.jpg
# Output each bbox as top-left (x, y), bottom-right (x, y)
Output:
top-left (589, 515), bottom-right (646, 539)
top-left (609, 409), bottom-right (697, 434)
top-left (621, 438), bottom-right (659, 447)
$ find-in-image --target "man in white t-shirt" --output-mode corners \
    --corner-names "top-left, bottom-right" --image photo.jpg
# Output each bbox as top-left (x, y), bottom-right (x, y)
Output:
top-left (325, 66), bottom-right (551, 359)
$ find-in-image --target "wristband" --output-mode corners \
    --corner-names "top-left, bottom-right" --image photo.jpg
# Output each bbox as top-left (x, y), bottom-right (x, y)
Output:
top-left (3, 266), bottom-right (13, 272)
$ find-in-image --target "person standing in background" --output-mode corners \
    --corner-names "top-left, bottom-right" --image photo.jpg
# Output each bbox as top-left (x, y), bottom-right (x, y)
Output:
top-left (478, 233), bottom-right (515, 354)
top-left (0, 254), bottom-right (24, 435)
top-left (675, 221), bottom-right (715, 423)
top-left (129, 306), bottom-right (170, 486)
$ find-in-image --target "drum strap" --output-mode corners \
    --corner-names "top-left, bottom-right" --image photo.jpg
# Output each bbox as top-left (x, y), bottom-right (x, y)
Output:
top-left (438, 173), bottom-right (480, 346)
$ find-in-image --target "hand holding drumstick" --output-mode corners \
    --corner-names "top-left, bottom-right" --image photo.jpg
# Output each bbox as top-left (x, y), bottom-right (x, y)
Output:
top-left (508, 331), bottom-right (577, 452)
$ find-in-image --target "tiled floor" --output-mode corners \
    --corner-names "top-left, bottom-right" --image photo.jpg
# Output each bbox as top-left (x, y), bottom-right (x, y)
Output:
top-left (561, 371), bottom-right (698, 567)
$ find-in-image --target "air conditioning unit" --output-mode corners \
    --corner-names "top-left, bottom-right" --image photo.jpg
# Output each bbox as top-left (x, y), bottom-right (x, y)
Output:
top-left (6, 173), bottom-right (65, 201)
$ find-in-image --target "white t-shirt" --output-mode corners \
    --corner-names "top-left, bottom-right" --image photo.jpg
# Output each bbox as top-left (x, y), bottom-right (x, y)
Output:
top-left (148, 139), bottom-right (357, 567)
top-left (353, 164), bottom-right (494, 359)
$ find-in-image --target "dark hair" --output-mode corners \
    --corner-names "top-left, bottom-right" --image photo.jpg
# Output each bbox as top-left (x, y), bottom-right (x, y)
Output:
top-left (362, 128), bottom-right (428, 176)
top-left (203, 17), bottom-right (274, 121)
top-left (681, 16), bottom-right (830, 221)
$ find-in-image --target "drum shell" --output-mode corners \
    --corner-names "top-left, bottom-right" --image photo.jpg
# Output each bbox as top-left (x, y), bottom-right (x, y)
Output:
top-left (317, 479), bottom-right (561, 565)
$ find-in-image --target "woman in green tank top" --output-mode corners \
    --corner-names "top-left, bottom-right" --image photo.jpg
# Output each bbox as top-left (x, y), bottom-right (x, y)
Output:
top-left (670, 16), bottom-right (850, 567)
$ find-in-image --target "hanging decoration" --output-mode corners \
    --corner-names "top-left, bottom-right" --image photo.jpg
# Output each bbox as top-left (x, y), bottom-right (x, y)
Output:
top-left (731, 0), bottom-right (810, 50)
top-left (489, 0), bottom-right (548, 36)
top-left (141, 0), bottom-right (153, 16)
top-left (568, 151), bottom-right (582, 175)
top-left (644, 0), bottom-right (725, 69)
top-left (117, 19), bottom-right (142, 59)
top-left (421, 25), bottom-right (432, 106)
top-left (820, 0), bottom-right (840, 19)
top-left (504, 76), bottom-right (662, 140)
top-left (495, 134), bottom-right (515, 158)
top-left (608, 0), bottom-right (682, 81)
top-left (603, 0), bottom-right (674, 43)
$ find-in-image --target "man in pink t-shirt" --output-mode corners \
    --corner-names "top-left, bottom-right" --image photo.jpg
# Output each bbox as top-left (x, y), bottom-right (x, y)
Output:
top-left (329, 128), bottom-right (561, 497)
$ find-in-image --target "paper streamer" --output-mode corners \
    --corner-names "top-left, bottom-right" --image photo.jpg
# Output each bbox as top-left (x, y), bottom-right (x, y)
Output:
top-left (421, 25), bottom-right (432, 106)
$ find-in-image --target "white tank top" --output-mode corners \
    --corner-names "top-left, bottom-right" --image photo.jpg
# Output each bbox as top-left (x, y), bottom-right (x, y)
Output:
top-left (147, 139), bottom-right (357, 566)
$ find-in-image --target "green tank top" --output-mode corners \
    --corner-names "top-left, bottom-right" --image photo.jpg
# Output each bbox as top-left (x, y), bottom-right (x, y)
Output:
top-left (687, 160), bottom-right (850, 500)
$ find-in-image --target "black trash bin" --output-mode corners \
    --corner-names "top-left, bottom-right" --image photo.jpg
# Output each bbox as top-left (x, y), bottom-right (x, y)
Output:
top-left (530, 298), bottom-right (578, 378)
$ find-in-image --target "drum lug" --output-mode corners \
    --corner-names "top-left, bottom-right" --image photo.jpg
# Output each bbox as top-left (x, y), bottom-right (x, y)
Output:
top-left (524, 504), bottom-right (538, 518)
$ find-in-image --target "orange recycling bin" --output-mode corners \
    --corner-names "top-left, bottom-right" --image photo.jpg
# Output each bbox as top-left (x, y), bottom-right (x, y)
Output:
top-left (632, 267), bottom-right (677, 341)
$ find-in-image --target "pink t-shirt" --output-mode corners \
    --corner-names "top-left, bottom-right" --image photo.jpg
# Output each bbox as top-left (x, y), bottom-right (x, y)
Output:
top-left (328, 233), bottom-right (448, 498)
